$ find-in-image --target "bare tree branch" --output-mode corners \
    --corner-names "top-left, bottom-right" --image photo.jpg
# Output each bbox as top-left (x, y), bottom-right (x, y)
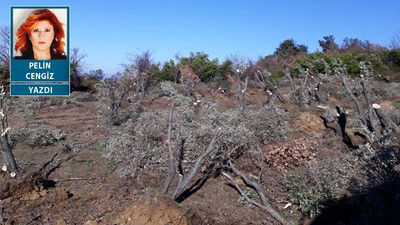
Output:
top-left (161, 104), bottom-right (175, 194)
top-left (284, 68), bottom-right (295, 91)
top-left (172, 129), bottom-right (225, 199)
top-left (238, 76), bottom-right (248, 114)
top-left (339, 72), bottom-right (371, 131)
top-left (222, 163), bottom-right (293, 225)
top-left (297, 68), bottom-right (309, 109)
top-left (360, 79), bottom-right (375, 132)
top-left (255, 68), bottom-right (286, 104)
top-left (314, 82), bottom-right (326, 105)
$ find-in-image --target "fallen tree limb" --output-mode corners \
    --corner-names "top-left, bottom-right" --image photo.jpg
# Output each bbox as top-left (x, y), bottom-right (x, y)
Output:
top-left (223, 162), bottom-right (293, 225)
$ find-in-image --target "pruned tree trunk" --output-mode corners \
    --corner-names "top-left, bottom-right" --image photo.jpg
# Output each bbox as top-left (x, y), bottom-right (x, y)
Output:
top-left (373, 104), bottom-right (400, 133)
top-left (307, 87), bottom-right (315, 106)
top-left (274, 87), bottom-right (286, 103)
top-left (237, 76), bottom-right (248, 115)
top-left (297, 89), bottom-right (304, 109)
top-left (314, 82), bottom-right (326, 105)
top-left (360, 80), bottom-right (375, 132)
top-left (284, 68), bottom-right (295, 91)
top-left (336, 106), bottom-right (353, 148)
top-left (266, 90), bottom-right (273, 105)
top-left (140, 73), bottom-right (146, 99)
top-left (106, 81), bottom-right (116, 124)
top-left (265, 83), bottom-right (286, 104)
top-left (255, 69), bottom-right (286, 104)
top-left (339, 73), bottom-right (373, 132)
top-left (161, 104), bottom-right (175, 194)
top-left (0, 86), bottom-right (18, 177)
top-left (298, 69), bottom-right (309, 109)
top-left (134, 73), bottom-right (145, 99)
top-left (320, 109), bottom-right (339, 136)
top-left (285, 68), bottom-right (309, 109)
top-left (160, 106), bottom-right (225, 200)
top-left (172, 129), bottom-right (224, 199)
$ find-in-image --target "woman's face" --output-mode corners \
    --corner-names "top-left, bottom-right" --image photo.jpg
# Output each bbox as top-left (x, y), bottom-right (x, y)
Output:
top-left (29, 20), bottom-right (54, 52)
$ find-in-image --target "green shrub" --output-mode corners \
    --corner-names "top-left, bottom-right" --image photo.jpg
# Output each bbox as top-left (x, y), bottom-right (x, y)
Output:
top-left (381, 49), bottom-right (400, 72)
top-left (286, 156), bottom-right (361, 217)
top-left (179, 52), bottom-right (222, 82)
top-left (157, 59), bottom-right (176, 82)
top-left (295, 52), bottom-right (336, 75)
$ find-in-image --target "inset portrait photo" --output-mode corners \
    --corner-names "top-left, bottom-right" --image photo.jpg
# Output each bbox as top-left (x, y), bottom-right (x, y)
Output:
top-left (12, 8), bottom-right (68, 60)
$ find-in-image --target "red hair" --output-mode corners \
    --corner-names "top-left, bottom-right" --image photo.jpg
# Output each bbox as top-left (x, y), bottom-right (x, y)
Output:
top-left (15, 9), bottom-right (66, 56)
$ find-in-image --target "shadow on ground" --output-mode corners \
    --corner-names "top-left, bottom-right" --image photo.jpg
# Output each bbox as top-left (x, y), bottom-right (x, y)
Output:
top-left (311, 177), bottom-right (400, 225)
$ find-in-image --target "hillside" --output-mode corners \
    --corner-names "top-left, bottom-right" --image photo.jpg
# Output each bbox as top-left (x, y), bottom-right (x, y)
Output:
top-left (0, 74), bottom-right (400, 225)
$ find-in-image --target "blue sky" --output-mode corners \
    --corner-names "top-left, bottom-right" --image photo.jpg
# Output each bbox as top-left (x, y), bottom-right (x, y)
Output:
top-left (1, 0), bottom-right (399, 76)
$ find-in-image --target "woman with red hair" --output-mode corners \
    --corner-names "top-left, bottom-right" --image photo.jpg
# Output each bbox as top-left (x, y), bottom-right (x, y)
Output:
top-left (14, 9), bottom-right (66, 60)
